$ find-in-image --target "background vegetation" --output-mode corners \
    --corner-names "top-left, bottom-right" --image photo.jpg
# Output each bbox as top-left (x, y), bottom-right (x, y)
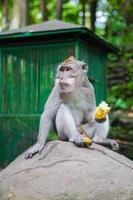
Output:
top-left (0, 0), bottom-right (133, 159)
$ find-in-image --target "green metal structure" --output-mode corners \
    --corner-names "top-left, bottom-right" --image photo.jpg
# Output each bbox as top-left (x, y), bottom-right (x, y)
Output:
top-left (0, 20), bottom-right (117, 168)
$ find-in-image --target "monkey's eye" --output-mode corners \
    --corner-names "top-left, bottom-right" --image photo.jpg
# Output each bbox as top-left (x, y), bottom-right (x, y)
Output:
top-left (60, 68), bottom-right (64, 72)
top-left (66, 67), bottom-right (70, 71)
top-left (60, 67), bottom-right (65, 72)
top-left (66, 67), bottom-right (72, 71)
top-left (60, 67), bottom-right (72, 72)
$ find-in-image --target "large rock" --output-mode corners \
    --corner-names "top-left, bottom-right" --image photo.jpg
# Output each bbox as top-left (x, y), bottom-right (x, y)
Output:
top-left (0, 141), bottom-right (133, 200)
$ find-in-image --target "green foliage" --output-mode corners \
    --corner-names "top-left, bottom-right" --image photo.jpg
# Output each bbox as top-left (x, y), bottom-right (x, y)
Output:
top-left (107, 49), bottom-right (133, 110)
top-left (62, 1), bottom-right (82, 24)
top-left (115, 98), bottom-right (128, 110)
top-left (29, 0), bottom-right (42, 24)
top-left (48, 131), bottom-right (58, 141)
top-left (101, 0), bottom-right (133, 112)
top-left (108, 93), bottom-right (128, 110)
top-left (0, 1), bottom-right (132, 113)
top-left (25, 0), bottom-right (82, 26)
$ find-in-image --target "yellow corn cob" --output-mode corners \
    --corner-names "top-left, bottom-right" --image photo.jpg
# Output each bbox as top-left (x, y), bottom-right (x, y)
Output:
top-left (95, 101), bottom-right (111, 120)
top-left (82, 136), bottom-right (92, 146)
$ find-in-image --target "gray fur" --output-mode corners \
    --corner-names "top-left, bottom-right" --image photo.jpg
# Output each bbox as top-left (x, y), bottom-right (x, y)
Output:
top-left (25, 58), bottom-right (119, 159)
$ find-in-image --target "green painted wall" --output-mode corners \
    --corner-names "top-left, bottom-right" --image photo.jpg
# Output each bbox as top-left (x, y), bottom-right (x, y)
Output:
top-left (0, 40), bottom-right (107, 167)
top-left (76, 41), bottom-right (107, 104)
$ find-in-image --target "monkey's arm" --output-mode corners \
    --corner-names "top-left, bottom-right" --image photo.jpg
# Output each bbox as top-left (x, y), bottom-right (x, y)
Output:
top-left (83, 89), bottom-right (119, 151)
top-left (82, 85), bottom-right (96, 122)
top-left (25, 86), bottom-right (61, 159)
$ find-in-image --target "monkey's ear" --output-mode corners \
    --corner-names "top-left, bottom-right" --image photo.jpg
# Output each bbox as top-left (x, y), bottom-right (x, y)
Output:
top-left (81, 62), bottom-right (88, 73)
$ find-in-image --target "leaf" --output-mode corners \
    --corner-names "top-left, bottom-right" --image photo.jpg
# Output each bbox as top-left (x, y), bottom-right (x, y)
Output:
top-left (115, 98), bottom-right (128, 109)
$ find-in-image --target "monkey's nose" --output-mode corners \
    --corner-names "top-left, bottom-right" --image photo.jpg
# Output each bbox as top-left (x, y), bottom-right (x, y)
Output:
top-left (59, 78), bottom-right (65, 83)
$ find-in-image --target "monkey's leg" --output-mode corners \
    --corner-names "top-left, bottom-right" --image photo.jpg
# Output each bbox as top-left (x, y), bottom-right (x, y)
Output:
top-left (93, 136), bottom-right (119, 151)
top-left (93, 119), bottom-right (119, 151)
top-left (56, 104), bottom-right (83, 146)
top-left (79, 122), bottom-right (96, 139)
top-left (81, 119), bottom-right (119, 151)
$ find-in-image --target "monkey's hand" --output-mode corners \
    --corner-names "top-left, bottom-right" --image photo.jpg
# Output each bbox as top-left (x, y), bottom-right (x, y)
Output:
top-left (71, 134), bottom-right (84, 147)
top-left (95, 101), bottom-right (111, 121)
top-left (25, 143), bottom-right (44, 159)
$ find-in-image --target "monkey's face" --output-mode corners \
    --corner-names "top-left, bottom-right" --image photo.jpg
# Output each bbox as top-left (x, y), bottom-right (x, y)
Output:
top-left (55, 61), bottom-right (88, 94)
top-left (55, 65), bottom-right (75, 93)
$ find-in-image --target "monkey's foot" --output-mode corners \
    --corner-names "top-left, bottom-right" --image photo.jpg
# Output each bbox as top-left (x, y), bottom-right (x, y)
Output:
top-left (25, 143), bottom-right (44, 159)
top-left (111, 140), bottom-right (119, 151)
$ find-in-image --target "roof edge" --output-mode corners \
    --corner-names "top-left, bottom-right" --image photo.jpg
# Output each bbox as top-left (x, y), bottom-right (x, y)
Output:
top-left (0, 26), bottom-right (119, 53)
top-left (80, 27), bottom-right (119, 53)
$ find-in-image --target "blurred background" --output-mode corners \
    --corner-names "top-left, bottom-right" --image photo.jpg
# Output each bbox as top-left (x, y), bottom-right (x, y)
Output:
top-left (0, 0), bottom-right (133, 160)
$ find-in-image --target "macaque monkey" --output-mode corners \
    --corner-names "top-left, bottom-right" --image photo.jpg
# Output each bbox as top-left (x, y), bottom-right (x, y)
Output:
top-left (25, 56), bottom-right (119, 159)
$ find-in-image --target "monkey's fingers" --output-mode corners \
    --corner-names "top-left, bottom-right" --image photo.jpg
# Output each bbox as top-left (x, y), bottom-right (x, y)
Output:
top-left (39, 148), bottom-right (44, 154)
top-left (25, 150), bottom-right (38, 159)
top-left (111, 140), bottom-right (119, 151)
top-left (25, 152), bottom-right (34, 159)
top-left (25, 143), bottom-right (43, 159)
top-left (74, 135), bottom-right (83, 147)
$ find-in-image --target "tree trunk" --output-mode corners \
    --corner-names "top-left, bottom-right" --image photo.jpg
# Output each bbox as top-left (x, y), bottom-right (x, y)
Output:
top-left (0, 0), bottom-right (9, 30)
top-left (82, 0), bottom-right (86, 25)
top-left (80, 0), bottom-right (86, 25)
top-left (56, 0), bottom-right (62, 20)
top-left (120, 0), bottom-right (133, 25)
top-left (90, 0), bottom-right (98, 32)
top-left (40, 0), bottom-right (48, 21)
top-left (10, 0), bottom-right (28, 29)
top-left (2, 0), bottom-right (8, 20)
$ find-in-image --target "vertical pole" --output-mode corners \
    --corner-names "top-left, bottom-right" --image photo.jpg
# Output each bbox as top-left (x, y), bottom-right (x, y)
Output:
top-left (0, 49), bottom-right (2, 112)
top-left (0, 49), bottom-right (2, 167)
top-left (104, 54), bottom-right (107, 101)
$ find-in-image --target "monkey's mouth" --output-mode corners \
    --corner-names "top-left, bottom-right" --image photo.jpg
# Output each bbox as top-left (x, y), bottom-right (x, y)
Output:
top-left (59, 82), bottom-right (69, 89)
top-left (58, 78), bottom-right (75, 93)
top-left (59, 82), bottom-right (73, 93)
